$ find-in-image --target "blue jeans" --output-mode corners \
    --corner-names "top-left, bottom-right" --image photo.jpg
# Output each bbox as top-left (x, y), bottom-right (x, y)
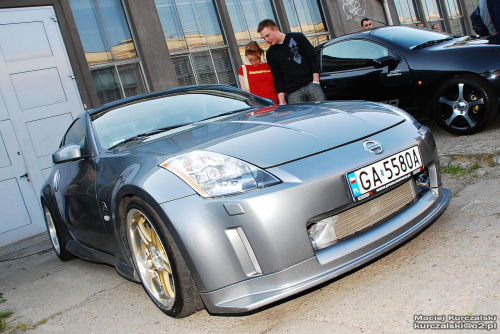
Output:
top-left (286, 82), bottom-right (326, 103)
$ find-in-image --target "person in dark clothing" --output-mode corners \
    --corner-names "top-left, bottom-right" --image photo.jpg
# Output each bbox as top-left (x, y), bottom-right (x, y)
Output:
top-left (486, 0), bottom-right (500, 43)
top-left (478, 0), bottom-right (496, 35)
top-left (257, 19), bottom-right (326, 105)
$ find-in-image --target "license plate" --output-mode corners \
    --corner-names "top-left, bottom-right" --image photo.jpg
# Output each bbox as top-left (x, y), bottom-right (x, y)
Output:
top-left (347, 146), bottom-right (423, 201)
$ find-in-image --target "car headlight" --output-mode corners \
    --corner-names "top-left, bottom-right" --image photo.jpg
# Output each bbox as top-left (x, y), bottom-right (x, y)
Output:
top-left (159, 150), bottom-right (281, 198)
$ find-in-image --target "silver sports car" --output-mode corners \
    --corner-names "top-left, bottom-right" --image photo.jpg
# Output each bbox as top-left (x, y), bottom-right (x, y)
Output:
top-left (41, 85), bottom-right (450, 318)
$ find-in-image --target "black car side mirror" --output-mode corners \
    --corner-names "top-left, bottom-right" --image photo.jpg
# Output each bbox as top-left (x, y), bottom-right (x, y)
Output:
top-left (52, 144), bottom-right (84, 164)
top-left (372, 55), bottom-right (401, 71)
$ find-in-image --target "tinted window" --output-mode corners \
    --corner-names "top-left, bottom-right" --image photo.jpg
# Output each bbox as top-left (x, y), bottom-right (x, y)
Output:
top-left (64, 119), bottom-right (87, 150)
top-left (321, 40), bottom-right (389, 72)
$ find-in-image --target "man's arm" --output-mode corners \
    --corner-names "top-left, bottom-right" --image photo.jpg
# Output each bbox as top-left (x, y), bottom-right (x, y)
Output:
top-left (266, 49), bottom-right (287, 104)
top-left (312, 73), bottom-right (320, 83)
top-left (296, 33), bottom-right (321, 75)
top-left (277, 92), bottom-right (286, 105)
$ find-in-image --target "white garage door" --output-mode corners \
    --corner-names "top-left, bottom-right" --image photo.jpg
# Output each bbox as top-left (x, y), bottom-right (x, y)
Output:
top-left (0, 6), bottom-right (84, 247)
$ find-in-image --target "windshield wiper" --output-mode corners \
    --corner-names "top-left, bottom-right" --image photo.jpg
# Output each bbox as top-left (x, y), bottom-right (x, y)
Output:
top-left (197, 107), bottom-right (258, 122)
top-left (138, 123), bottom-right (192, 136)
top-left (412, 37), bottom-right (453, 50)
top-left (108, 123), bottom-right (191, 150)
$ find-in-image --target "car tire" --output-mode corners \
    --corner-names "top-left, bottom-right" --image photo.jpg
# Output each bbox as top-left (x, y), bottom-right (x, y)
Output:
top-left (42, 203), bottom-right (74, 261)
top-left (431, 74), bottom-right (498, 135)
top-left (125, 196), bottom-right (203, 318)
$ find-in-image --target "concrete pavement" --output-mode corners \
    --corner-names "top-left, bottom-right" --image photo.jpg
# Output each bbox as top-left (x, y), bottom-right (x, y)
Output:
top-left (1, 118), bottom-right (499, 333)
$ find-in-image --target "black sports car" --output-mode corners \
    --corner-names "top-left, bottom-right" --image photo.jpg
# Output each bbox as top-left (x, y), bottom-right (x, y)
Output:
top-left (317, 25), bottom-right (500, 135)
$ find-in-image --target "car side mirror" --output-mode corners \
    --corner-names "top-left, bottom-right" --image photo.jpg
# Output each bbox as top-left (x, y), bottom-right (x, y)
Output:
top-left (372, 55), bottom-right (401, 70)
top-left (52, 144), bottom-right (84, 164)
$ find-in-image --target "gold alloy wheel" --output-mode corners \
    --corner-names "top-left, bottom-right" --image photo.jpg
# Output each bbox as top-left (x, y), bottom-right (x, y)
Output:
top-left (44, 205), bottom-right (60, 255)
top-left (127, 208), bottom-right (175, 308)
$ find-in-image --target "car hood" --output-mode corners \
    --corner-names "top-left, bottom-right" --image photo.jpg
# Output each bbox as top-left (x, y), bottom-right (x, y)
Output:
top-left (446, 36), bottom-right (491, 47)
top-left (129, 101), bottom-right (406, 168)
top-left (435, 36), bottom-right (494, 49)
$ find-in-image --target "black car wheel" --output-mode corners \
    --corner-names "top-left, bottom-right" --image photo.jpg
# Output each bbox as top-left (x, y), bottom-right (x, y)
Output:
top-left (125, 196), bottom-right (203, 318)
top-left (42, 203), bottom-right (73, 261)
top-left (431, 75), bottom-right (498, 135)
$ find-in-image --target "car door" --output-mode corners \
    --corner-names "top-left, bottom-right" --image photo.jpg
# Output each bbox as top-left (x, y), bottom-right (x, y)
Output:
top-left (53, 118), bottom-right (112, 252)
top-left (319, 39), bottom-right (413, 108)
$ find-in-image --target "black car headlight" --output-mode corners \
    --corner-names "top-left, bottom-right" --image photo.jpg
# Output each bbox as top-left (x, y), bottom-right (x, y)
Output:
top-left (159, 150), bottom-right (280, 198)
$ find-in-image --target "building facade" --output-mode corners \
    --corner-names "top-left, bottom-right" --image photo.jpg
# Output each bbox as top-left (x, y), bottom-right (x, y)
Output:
top-left (0, 0), bottom-right (476, 246)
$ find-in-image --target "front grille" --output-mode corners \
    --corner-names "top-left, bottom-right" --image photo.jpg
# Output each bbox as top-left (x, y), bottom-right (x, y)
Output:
top-left (334, 180), bottom-right (417, 240)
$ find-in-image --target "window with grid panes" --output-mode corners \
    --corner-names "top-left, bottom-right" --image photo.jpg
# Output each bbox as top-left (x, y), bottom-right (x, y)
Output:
top-left (422, 0), bottom-right (445, 30)
top-left (226, 0), bottom-right (277, 63)
top-left (282, 0), bottom-right (329, 47)
top-left (394, 0), bottom-right (421, 24)
top-left (444, 0), bottom-right (467, 35)
top-left (70, 0), bottom-right (147, 104)
top-left (395, 0), bottom-right (468, 34)
top-left (155, 0), bottom-right (236, 87)
top-left (226, 0), bottom-right (277, 43)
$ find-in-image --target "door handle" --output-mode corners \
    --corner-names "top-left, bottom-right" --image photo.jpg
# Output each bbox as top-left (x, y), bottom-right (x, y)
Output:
top-left (20, 173), bottom-right (30, 182)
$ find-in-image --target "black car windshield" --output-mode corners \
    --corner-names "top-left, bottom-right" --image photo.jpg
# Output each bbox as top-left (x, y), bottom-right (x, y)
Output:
top-left (371, 26), bottom-right (452, 50)
top-left (92, 87), bottom-right (271, 150)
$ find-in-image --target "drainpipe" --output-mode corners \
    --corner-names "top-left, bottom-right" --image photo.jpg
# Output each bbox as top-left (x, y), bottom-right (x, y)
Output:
top-left (378, 0), bottom-right (394, 25)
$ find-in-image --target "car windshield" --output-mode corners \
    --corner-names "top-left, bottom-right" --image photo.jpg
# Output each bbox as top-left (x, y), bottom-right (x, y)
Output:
top-left (371, 26), bottom-right (452, 50)
top-left (92, 87), bottom-right (271, 150)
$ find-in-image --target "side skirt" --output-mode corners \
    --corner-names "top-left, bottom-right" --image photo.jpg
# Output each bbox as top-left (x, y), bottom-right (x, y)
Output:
top-left (65, 233), bottom-right (138, 282)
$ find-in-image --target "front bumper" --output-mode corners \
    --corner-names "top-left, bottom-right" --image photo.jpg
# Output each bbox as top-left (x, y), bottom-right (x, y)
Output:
top-left (152, 121), bottom-right (449, 314)
top-left (201, 186), bottom-right (450, 313)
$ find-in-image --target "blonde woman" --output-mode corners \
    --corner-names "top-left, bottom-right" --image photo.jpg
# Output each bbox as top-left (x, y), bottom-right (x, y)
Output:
top-left (238, 41), bottom-right (278, 104)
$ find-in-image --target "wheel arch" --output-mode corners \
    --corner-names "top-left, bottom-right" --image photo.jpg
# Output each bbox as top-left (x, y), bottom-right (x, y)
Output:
top-left (40, 184), bottom-right (68, 236)
top-left (40, 184), bottom-right (75, 260)
top-left (427, 72), bottom-right (499, 107)
top-left (112, 185), bottom-right (198, 282)
top-left (115, 192), bottom-right (204, 317)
